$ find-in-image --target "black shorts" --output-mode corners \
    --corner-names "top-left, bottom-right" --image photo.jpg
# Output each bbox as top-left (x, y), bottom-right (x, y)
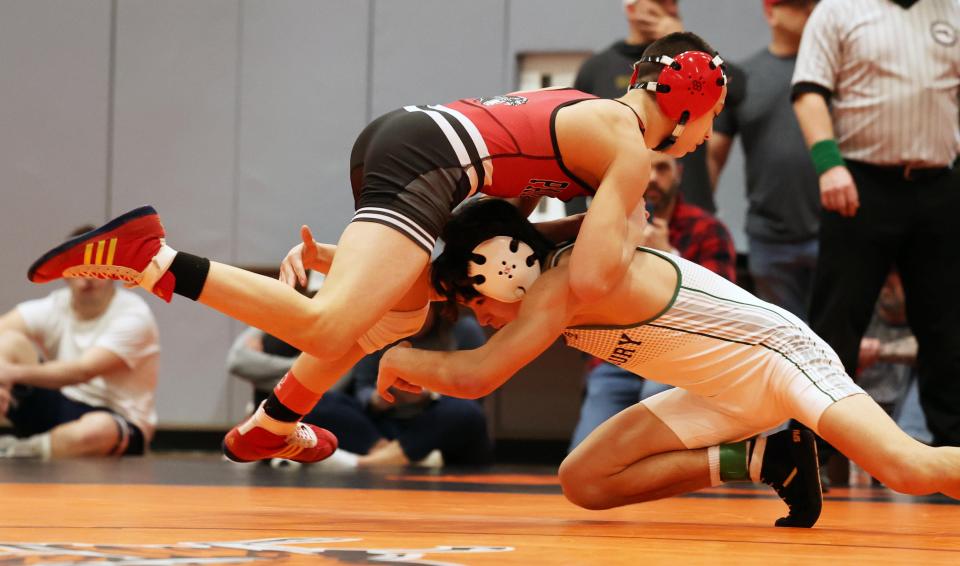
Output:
top-left (7, 385), bottom-right (147, 456)
top-left (349, 106), bottom-right (488, 254)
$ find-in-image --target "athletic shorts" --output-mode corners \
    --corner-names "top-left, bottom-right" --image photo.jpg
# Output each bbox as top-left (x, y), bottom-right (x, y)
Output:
top-left (349, 106), bottom-right (484, 254)
top-left (641, 349), bottom-right (866, 449)
top-left (7, 384), bottom-right (146, 456)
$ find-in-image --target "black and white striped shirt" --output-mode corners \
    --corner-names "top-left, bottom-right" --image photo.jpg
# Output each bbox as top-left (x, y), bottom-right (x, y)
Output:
top-left (792, 0), bottom-right (959, 166)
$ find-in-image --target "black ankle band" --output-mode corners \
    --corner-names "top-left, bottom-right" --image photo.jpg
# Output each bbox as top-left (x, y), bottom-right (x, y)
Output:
top-left (168, 252), bottom-right (210, 301)
top-left (263, 393), bottom-right (303, 422)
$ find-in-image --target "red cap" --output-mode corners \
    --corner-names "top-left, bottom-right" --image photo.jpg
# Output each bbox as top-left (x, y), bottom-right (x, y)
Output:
top-left (764, 0), bottom-right (785, 7)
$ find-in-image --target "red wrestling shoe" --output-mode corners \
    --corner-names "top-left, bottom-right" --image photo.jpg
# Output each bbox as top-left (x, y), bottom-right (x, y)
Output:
top-left (27, 206), bottom-right (176, 301)
top-left (223, 417), bottom-right (338, 464)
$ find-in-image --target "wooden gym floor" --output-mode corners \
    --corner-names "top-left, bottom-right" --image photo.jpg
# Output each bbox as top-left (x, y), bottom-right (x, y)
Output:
top-left (0, 455), bottom-right (957, 565)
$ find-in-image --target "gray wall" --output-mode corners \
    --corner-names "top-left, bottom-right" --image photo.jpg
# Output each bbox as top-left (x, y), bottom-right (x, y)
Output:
top-left (0, 0), bottom-right (768, 431)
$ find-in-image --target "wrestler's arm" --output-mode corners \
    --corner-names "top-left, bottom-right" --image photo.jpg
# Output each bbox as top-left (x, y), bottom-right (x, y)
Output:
top-left (498, 196), bottom-right (585, 244)
top-left (532, 212), bottom-right (585, 244)
top-left (376, 271), bottom-right (574, 401)
top-left (569, 141), bottom-right (649, 303)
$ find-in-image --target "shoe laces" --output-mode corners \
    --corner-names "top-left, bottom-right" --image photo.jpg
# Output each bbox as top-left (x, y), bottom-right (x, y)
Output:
top-left (63, 264), bottom-right (143, 284)
top-left (285, 423), bottom-right (317, 449)
top-left (764, 470), bottom-right (801, 515)
top-left (769, 483), bottom-right (794, 513)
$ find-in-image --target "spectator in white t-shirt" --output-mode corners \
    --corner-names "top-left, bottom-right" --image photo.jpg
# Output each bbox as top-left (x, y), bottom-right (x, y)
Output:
top-left (0, 225), bottom-right (160, 459)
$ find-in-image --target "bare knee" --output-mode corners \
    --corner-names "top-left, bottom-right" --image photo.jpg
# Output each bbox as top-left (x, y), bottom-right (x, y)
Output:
top-left (54, 412), bottom-right (122, 457)
top-left (300, 328), bottom-right (356, 361)
top-left (298, 311), bottom-right (360, 361)
top-left (302, 306), bottom-right (424, 361)
top-left (0, 329), bottom-right (37, 363)
top-left (558, 457), bottom-right (616, 510)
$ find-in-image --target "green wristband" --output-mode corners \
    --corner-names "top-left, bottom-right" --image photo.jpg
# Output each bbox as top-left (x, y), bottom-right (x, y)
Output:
top-left (810, 139), bottom-right (846, 175)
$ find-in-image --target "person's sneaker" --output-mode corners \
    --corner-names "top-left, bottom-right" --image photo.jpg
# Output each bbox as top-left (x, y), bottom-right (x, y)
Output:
top-left (0, 434), bottom-right (49, 459)
top-left (27, 206), bottom-right (176, 302)
top-left (0, 435), bottom-right (20, 457)
top-left (223, 420), bottom-right (337, 464)
top-left (414, 449), bottom-right (444, 469)
top-left (760, 429), bottom-right (823, 528)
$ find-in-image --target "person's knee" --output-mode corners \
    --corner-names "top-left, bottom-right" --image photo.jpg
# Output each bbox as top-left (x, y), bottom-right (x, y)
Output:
top-left (558, 457), bottom-right (613, 510)
top-left (299, 314), bottom-right (358, 361)
top-left (0, 328), bottom-right (27, 344)
top-left (0, 329), bottom-right (35, 362)
top-left (69, 413), bottom-right (123, 456)
top-left (301, 306), bottom-right (423, 362)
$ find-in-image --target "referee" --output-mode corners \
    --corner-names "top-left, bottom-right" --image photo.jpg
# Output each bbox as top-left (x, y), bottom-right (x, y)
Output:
top-left (792, 0), bottom-right (960, 446)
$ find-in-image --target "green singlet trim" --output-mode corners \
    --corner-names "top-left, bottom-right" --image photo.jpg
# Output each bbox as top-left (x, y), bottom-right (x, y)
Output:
top-left (719, 440), bottom-right (751, 481)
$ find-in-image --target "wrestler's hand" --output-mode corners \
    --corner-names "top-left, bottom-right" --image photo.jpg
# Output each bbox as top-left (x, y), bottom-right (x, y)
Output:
top-left (279, 225), bottom-right (337, 288)
top-left (369, 387), bottom-right (429, 411)
top-left (642, 217), bottom-right (671, 252)
top-left (532, 213), bottom-right (585, 244)
top-left (820, 165), bottom-right (859, 217)
top-left (377, 342), bottom-right (423, 403)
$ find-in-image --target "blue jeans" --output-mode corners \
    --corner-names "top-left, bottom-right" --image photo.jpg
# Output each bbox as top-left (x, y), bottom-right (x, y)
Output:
top-left (893, 372), bottom-right (933, 444)
top-left (569, 362), bottom-right (672, 451)
top-left (305, 391), bottom-right (493, 466)
top-left (747, 237), bottom-right (819, 322)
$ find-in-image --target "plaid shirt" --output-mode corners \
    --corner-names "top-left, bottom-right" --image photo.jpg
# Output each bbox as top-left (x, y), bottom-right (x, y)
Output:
top-left (668, 194), bottom-right (737, 282)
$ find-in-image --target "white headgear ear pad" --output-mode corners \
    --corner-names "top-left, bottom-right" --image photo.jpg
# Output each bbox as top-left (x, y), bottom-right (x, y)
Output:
top-left (468, 236), bottom-right (541, 303)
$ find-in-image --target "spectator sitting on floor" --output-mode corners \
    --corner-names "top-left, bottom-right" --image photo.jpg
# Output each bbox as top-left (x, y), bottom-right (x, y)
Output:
top-left (0, 225), bottom-right (160, 459)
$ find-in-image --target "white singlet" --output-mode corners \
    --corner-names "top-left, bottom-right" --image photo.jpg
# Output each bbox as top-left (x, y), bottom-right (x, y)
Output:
top-left (556, 246), bottom-right (864, 448)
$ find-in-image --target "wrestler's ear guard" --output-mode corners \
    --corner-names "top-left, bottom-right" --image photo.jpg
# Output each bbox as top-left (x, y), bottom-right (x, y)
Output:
top-left (467, 236), bottom-right (541, 303)
top-left (629, 51), bottom-right (727, 151)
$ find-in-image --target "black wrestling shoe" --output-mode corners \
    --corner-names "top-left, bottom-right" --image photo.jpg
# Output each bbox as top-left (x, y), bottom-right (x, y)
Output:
top-left (760, 429), bottom-right (823, 528)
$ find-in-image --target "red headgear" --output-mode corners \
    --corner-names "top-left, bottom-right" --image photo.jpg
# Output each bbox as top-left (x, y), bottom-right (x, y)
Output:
top-left (628, 51), bottom-right (727, 151)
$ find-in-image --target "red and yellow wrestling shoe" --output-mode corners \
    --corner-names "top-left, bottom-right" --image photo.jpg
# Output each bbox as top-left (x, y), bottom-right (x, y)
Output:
top-left (27, 206), bottom-right (176, 301)
top-left (223, 414), bottom-right (338, 464)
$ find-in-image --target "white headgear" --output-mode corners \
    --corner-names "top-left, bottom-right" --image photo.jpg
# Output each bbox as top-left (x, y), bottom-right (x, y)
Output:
top-left (468, 236), bottom-right (541, 303)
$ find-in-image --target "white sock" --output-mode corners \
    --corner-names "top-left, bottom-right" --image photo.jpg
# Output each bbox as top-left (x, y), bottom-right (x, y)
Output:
top-left (238, 403), bottom-right (297, 437)
top-left (311, 449), bottom-right (359, 471)
top-left (37, 433), bottom-right (51, 460)
top-left (415, 449), bottom-right (444, 469)
top-left (706, 445), bottom-right (722, 486)
top-left (139, 243), bottom-right (178, 292)
top-left (1, 433), bottom-right (52, 460)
